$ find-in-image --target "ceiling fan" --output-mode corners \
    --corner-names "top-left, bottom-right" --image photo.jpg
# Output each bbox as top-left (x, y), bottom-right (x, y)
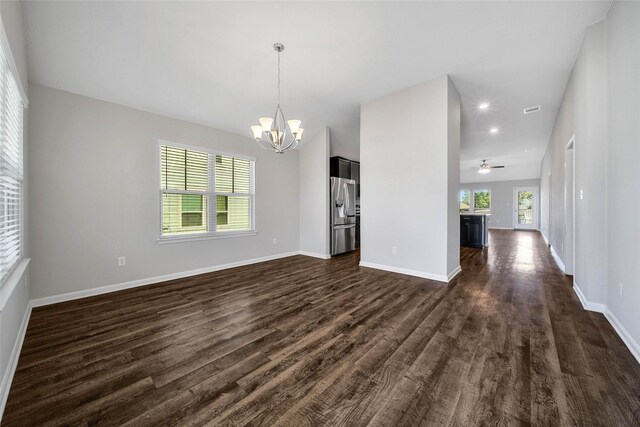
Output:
top-left (478, 159), bottom-right (505, 174)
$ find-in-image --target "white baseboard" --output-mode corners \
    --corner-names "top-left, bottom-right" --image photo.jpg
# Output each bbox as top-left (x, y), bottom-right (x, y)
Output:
top-left (549, 245), bottom-right (565, 273)
top-left (298, 251), bottom-right (331, 260)
top-left (488, 226), bottom-right (513, 230)
top-left (447, 265), bottom-right (462, 281)
top-left (0, 301), bottom-right (32, 422)
top-left (573, 282), bottom-right (640, 365)
top-left (31, 251), bottom-right (300, 307)
top-left (359, 261), bottom-right (450, 283)
top-left (541, 231), bottom-right (550, 246)
top-left (573, 282), bottom-right (607, 313)
top-left (604, 310), bottom-right (640, 365)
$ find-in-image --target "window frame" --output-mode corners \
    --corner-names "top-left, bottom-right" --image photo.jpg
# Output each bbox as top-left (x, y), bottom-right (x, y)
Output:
top-left (157, 140), bottom-right (256, 243)
top-left (459, 189), bottom-right (471, 213)
top-left (472, 189), bottom-right (491, 214)
top-left (0, 41), bottom-right (26, 287)
top-left (459, 189), bottom-right (491, 214)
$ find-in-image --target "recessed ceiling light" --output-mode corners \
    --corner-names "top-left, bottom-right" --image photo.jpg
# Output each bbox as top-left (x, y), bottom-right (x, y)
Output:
top-left (490, 127), bottom-right (499, 134)
top-left (478, 102), bottom-right (490, 110)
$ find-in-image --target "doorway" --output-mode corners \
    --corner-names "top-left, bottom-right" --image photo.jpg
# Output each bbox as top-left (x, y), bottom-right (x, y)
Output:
top-left (564, 135), bottom-right (575, 275)
top-left (513, 187), bottom-right (539, 230)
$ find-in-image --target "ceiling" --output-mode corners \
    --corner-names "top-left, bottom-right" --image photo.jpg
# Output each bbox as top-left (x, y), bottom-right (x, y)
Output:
top-left (22, 1), bottom-right (611, 183)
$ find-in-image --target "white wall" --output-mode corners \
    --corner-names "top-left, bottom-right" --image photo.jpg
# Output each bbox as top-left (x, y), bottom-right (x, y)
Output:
top-left (299, 127), bottom-right (330, 258)
top-left (461, 179), bottom-right (541, 229)
top-left (360, 75), bottom-right (460, 282)
top-left (446, 77), bottom-right (461, 275)
top-left (0, 0), bottom-right (30, 417)
top-left (28, 84), bottom-right (300, 299)
top-left (605, 2), bottom-right (640, 357)
top-left (540, 2), bottom-right (640, 361)
top-left (329, 110), bottom-right (360, 162)
top-left (540, 19), bottom-right (608, 304)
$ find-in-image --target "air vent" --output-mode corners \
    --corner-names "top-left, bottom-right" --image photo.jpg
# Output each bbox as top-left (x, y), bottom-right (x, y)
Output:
top-left (523, 105), bottom-right (542, 115)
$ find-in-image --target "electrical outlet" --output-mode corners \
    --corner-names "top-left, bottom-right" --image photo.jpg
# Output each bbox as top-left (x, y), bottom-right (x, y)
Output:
top-left (580, 189), bottom-right (584, 200)
top-left (272, 238), bottom-right (278, 245)
top-left (117, 256), bottom-right (126, 267)
top-left (619, 283), bottom-right (624, 301)
top-left (391, 246), bottom-right (398, 255)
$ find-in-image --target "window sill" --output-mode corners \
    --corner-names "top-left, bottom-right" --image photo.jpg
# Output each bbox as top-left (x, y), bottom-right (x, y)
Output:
top-left (0, 258), bottom-right (31, 312)
top-left (157, 231), bottom-right (258, 244)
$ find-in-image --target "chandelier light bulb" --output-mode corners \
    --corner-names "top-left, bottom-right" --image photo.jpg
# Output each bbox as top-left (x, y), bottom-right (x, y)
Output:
top-left (251, 125), bottom-right (263, 139)
top-left (288, 119), bottom-right (301, 134)
top-left (259, 117), bottom-right (273, 132)
top-left (270, 130), bottom-right (284, 145)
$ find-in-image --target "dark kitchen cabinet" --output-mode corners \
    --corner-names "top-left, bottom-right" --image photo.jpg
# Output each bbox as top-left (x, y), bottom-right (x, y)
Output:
top-left (350, 162), bottom-right (360, 200)
top-left (330, 157), bottom-right (351, 180)
top-left (460, 214), bottom-right (488, 248)
top-left (350, 162), bottom-right (359, 183)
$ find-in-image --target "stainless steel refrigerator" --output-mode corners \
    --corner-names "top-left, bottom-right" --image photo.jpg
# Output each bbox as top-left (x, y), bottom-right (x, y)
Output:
top-left (330, 177), bottom-right (356, 255)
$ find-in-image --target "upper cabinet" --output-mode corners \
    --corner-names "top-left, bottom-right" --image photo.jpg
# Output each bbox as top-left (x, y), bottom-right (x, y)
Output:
top-left (330, 157), bottom-right (350, 179)
top-left (330, 156), bottom-right (359, 180)
top-left (350, 162), bottom-right (359, 183)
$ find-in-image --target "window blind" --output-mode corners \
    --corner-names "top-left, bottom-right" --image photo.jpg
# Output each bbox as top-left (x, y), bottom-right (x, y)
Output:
top-left (160, 145), bottom-right (209, 236)
top-left (214, 155), bottom-right (254, 232)
top-left (0, 45), bottom-right (24, 284)
top-left (159, 144), bottom-right (255, 238)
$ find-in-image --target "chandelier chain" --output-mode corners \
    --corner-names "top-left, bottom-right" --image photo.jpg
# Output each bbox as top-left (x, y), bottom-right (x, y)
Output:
top-left (277, 50), bottom-right (281, 106)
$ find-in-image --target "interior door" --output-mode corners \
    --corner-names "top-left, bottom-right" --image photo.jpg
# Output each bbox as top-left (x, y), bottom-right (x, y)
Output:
top-left (513, 187), bottom-right (538, 230)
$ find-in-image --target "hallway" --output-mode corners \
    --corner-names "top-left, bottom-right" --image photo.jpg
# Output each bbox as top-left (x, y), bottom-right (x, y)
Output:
top-left (2, 231), bottom-right (639, 425)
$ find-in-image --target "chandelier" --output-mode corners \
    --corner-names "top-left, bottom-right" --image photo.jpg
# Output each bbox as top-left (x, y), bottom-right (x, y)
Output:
top-left (250, 43), bottom-right (303, 154)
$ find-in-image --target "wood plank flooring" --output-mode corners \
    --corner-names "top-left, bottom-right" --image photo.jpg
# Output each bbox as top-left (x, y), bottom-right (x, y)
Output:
top-left (3, 230), bottom-right (640, 426)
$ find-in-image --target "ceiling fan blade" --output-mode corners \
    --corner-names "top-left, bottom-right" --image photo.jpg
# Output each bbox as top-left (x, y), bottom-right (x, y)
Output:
top-left (490, 165), bottom-right (505, 168)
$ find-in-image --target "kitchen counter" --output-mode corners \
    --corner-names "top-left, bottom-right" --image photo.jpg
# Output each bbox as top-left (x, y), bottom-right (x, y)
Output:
top-left (460, 214), bottom-right (489, 248)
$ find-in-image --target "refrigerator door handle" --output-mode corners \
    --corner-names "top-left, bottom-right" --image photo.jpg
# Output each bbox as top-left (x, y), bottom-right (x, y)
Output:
top-left (333, 224), bottom-right (355, 230)
top-left (344, 183), bottom-right (350, 217)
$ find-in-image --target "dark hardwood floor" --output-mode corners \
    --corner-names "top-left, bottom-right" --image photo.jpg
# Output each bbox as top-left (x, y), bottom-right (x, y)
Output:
top-left (3, 230), bottom-right (640, 426)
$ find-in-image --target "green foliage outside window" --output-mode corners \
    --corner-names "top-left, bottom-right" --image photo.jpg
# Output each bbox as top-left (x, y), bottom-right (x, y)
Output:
top-left (474, 190), bottom-right (491, 214)
top-left (460, 190), bottom-right (470, 213)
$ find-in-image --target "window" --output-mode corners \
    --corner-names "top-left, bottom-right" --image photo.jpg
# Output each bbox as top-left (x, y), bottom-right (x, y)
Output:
top-left (214, 155), bottom-right (253, 232)
top-left (459, 189), bottom-right (491, 214)
top-left (160, 143), bottom-right (255, 239)
top-left (0, 45), bottom-right (25, 284)
top-left (473, 190), bottom-right (491, 214)
top-left (459, 190), bottom-right (470, 213)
